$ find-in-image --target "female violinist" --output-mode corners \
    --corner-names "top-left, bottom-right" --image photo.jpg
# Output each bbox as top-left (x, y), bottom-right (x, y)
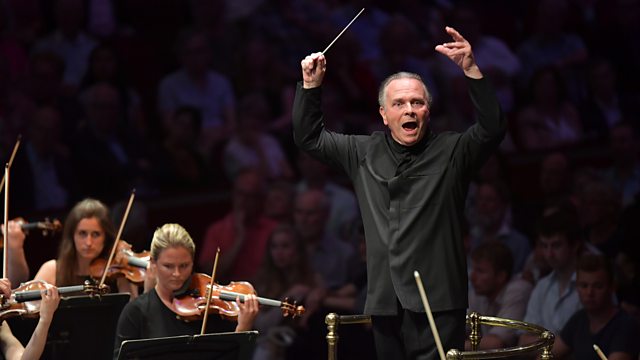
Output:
top-left (1, 220), bottom-right (30, 286)
top-left (114, 223), bottom-right (259, 356)
top-left (32, 199), bottom-right (137, 296)
top-left (0, 277), bottom-right (60, 360)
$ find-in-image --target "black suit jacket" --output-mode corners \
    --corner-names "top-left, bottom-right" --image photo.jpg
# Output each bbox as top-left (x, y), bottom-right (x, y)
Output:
top-left (292, 77), bottom-right (505, 315)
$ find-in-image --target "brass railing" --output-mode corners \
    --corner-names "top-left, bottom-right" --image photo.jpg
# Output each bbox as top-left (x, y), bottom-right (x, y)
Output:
top-left (325, 311), bottom-right (555, 359)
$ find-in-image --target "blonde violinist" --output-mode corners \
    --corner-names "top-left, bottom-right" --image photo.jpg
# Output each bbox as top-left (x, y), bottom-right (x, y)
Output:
top-left (114, 223), bottom-right (259, 358)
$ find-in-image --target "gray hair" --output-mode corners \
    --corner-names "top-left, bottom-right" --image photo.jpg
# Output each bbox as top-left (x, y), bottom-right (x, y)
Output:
top-left (377, 72), bottom-right (433, 108)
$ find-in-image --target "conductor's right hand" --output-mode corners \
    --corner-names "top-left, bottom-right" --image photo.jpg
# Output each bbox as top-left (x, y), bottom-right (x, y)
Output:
top-left (301, 52), bottom-right (326, 89)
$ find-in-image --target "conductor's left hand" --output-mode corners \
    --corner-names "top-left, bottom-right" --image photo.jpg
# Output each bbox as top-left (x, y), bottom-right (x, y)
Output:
top-left (435, 26), bottom-right (482, 79)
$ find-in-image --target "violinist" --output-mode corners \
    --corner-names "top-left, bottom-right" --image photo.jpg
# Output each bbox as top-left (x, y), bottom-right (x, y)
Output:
top-left (1, 220), bottom-right (30, 286)
top-left (32, 199), bottom-right (136, 295)
top-left (114, 223), bottom-right (259, 357)
top-left (0, 278), bottom-right (60, 360)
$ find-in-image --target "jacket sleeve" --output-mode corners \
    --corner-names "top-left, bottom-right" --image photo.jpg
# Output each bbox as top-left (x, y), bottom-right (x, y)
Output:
top-left (292, 82), bottom-right (360, 174)
top-left (455, 76), bottom-right (507, 176)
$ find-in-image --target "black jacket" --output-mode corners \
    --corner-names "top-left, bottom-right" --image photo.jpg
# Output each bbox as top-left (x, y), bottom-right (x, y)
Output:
top-left (292, 77), bottom-right (506, 315)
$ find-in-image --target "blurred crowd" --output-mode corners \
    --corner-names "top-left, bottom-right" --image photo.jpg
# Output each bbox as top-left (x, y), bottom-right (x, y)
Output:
top-left (1, 0), bottom-right (639, 358)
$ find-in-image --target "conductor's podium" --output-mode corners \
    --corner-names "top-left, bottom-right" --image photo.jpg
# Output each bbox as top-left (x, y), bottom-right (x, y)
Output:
top-left (324, 311), bottom-right (555, 359)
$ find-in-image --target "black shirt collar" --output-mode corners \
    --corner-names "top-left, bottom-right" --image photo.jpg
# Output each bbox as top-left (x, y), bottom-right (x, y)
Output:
top-left (386, 129), bottom-right (433, 159)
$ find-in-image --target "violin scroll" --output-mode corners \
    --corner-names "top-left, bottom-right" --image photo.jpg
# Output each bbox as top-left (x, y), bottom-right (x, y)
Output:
top-left (21, 218), bottom-right (63, 236)
top-left (280, 297), bottom-right (305, 318)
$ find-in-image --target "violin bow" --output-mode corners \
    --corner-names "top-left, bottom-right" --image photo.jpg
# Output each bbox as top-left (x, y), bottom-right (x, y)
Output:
top-left (98, 190), bottom-right (136, 289)
top-left (2, 136), bottom-right (20, 279)
top-left (2, 164), bottom-right (9, 278)
top-left (0, 135), bottom-right (21, 193)
top-left (201, 247), bottom-right (220, 334)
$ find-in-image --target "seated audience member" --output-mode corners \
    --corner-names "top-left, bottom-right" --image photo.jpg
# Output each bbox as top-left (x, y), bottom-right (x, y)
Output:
top-left (153, 106), bottom-right (210, 192)
top-left (554, 254), bottom-right (640, 360)
top-left (10, 105), bottom-right (75, 214)
top-left (577, 178), bottom-right (624, 258)
top-left (601, 122), bottom-right (639, 209)
top-left (519, 206), bottom-right (584, 345)
top-left (114, 223), bottom-right (259, 358)
top-left (31, 0), bottom-right (97, 91)
top-left (521, 233), bottom-right (552, 286)
top-left (263, 180), bottom-right (296, 225)
top-left (223, 93), bottom-right (293, 182)
top-left (252, 224), bottom-right (324, 360)
top-left (470, 180), bottom-right (531, 273)
top-left (468, 242), bottom-right (533, 349)
top-left (198, 168), bottom-right (278, 281)
top-left (72, 82), bottom-right (146, 204)
top-left (293, 189), bottom-right (354, 290)
top-left (0, 278), bottom-right (60, 360)
top-left (296, 152), bottom-right (359, 242)
top-left (157, 29), bottom-right (236, 155)
top-left (515, 67), bottom-right (583, 151)
top-left (322, 222), bottom-right (367, 314)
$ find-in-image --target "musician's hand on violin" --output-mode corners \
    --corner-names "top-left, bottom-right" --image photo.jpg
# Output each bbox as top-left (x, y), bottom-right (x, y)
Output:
top-left (113, 240), bottom-right (133, 265)
top-left (0, 278), bottom-right (11, 298)
top-left (235, 294), bottom-right (259, 332)
top-left (39, 283), bottom-right (60, 324)
top-left (2, 220), bottom-right (26, 249)
top-left (301, 52), bottom-right (326, 89)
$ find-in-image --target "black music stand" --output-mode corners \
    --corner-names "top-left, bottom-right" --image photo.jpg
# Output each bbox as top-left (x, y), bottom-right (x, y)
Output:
top-left (47, 293), bottom-right (130, 360)
top-left (117, 331), bottom-right (258, 360)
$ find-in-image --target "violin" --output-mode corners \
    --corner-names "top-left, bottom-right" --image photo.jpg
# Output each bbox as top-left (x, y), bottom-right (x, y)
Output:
top-left (0, 218), bottom-right (62, 242)
top-left (89, 240), bottom-right (149, 285)
top-left (0, 279), bottom-right (109, 322)
top-left (172, 273), bottom-right (305, 322)
top-left (19, 218), bottom-right (62, 236)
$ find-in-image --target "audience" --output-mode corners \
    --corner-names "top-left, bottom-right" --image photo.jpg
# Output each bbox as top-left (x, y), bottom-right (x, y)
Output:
top-left (0, 2), bottom-right (639, 357)
top-left (469, 180), bottom-right (531, 273)
top-left (554, 254), bottom-right (640, 360)
top-left (519, 206), bottom-right (584, 345)
top-left (197, 168), bottom-right (278, 281)
top-left (468, 242), bottom-right (533, 349)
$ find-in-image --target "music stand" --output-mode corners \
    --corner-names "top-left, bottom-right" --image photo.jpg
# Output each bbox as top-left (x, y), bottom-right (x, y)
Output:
top-left (117, 331), bottom-right (258, 360)
top-left (46, 293), bottom-right (130, 360)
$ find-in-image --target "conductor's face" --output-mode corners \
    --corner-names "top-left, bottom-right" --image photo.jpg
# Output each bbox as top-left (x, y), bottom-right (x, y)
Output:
top-left (379, 78), bottom-right (430, 146)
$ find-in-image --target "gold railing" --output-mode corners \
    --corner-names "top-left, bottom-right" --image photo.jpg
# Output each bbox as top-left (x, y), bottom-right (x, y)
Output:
top-left (325, 311), bottom-right (555, 360)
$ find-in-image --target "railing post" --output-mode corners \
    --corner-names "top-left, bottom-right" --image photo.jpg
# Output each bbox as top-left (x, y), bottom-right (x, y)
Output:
top-left (325, 313), bottom-right (339, 360)
top-left (468, 311), bottom-right (481, 351)
top-left (539, 331), bottom-right (555, 359)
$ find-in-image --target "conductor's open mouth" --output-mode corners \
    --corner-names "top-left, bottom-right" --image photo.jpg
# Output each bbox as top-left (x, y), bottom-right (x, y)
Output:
top-left (402, 121), bottom-right (418, 130)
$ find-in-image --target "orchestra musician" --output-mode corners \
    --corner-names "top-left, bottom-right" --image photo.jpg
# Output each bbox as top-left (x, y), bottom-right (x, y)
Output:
top-left (32, 198), bottom-right (137, 296)
top-left (113, 223), bottom-right (259, 358)
top-left (0, 278), bottom-right (60, 360)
